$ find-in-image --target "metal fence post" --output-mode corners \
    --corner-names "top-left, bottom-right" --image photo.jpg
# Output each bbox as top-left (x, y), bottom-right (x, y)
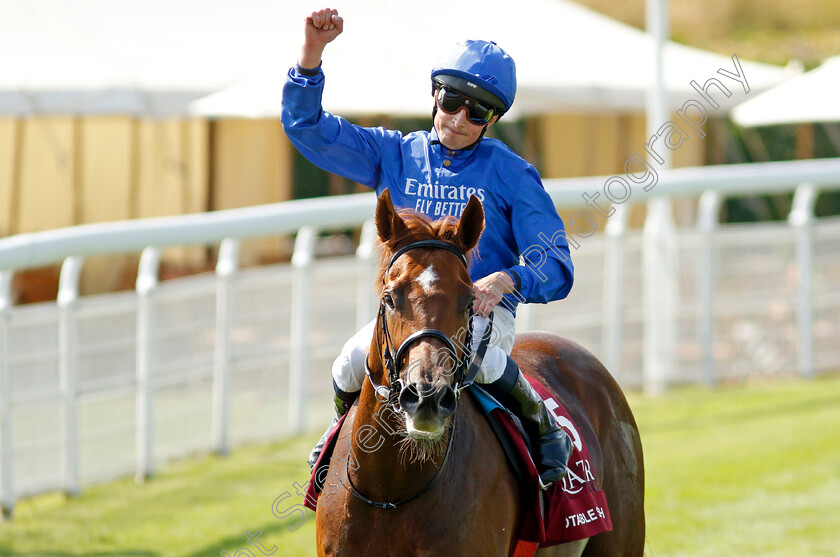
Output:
top-left (212, 238), bottom-right (239, 455)
top-left (789, 184), bottom-right (818, 379)
top-left (356, 219), bottom-right (378, 330)
top-left (289, 227), bottom-right (317, 435)
top-left (602, 204), bottom-right (628, 379)
top-left (57, 256), bottom-right (83, 497)
top-left (0, 271), bottom-right (14, 519)
top-left (697, 191), bottom-right (722, 386)
top-left (135, 247), bottom-right (160, 482)
top-left (643, 198), bottom-right (677, 395)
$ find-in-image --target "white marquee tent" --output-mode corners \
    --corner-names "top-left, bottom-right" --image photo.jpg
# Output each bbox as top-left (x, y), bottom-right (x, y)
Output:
top-left (0, 0), bottom-right (795, 119)
top-left (731, 56), bottom-right (840, 127)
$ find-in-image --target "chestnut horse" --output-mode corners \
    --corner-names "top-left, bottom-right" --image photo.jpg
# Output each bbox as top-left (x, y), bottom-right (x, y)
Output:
top-left (315, 190), bottom-right (644, 556)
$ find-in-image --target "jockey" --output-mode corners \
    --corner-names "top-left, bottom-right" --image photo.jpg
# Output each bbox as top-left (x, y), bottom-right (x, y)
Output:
top-left (281, 8), bottom-right (575, 487)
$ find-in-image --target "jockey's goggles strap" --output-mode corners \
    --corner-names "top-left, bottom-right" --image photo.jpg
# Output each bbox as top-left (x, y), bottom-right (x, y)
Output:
top-left (434, 84), bottom-right (500, 125)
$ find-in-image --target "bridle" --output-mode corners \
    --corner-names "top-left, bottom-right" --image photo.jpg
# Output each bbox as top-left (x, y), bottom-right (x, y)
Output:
top-left (345, 239), bottom-right (494, 510)
top-left (363, 239), bottom-right (493, 404)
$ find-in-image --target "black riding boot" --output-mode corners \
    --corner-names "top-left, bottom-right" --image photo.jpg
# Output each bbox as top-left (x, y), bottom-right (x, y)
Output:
top-left (485, 357), bottom-right (572, 488)
top-left (307, 381), bottom-right (359, 470)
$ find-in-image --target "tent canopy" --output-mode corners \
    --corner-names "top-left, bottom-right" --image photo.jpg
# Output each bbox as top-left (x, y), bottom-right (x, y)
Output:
top-left (1, 0), bottom-right (794, 118)
top-left (731, 56), bottom-right (840, 127)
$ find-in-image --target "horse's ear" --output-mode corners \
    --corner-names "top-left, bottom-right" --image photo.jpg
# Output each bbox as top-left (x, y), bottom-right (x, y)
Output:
top-left (376, 189), bottom-right (409, 246)
top-left (454, 195), bottom-right (484, 252)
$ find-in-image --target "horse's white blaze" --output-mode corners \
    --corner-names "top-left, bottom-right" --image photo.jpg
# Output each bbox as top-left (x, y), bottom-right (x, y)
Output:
top-left (416, 265), bottom-right (438, 293)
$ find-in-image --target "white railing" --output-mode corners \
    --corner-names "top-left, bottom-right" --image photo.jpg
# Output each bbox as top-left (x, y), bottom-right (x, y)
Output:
top-left (1, 157), bottom-right (839, 518)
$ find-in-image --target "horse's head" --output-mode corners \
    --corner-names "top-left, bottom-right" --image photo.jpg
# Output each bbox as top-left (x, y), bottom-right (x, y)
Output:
top-left (372, 189), bottom-right (484, 449)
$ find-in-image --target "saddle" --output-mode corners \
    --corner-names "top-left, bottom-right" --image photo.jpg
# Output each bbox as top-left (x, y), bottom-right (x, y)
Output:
top-left (470, 378), bottom-right (612, 550)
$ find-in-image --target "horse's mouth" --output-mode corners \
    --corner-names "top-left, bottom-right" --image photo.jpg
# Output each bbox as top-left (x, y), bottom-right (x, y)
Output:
top-left (404, 414), bottom-right (446, 441)
top-left (397, 410), bottom-right (452, 464)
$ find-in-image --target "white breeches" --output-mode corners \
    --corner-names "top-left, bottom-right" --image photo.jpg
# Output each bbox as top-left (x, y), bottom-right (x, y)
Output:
top-left (332, 307), bottom-right (517, 394)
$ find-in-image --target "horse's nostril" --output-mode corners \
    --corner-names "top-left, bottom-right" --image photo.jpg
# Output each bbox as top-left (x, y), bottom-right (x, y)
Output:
top-left (399, 384), bottom-right (421, 413)
top-left (438, 386), bottom-right (457, 418)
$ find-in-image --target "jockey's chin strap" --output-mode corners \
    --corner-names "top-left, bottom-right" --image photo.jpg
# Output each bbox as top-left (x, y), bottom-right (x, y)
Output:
top-left (363, 239), bottom-right (495, 405)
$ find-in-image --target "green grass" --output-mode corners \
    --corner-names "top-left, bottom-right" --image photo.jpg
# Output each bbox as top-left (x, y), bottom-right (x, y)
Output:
top-left (0, 436), bottom-right (320, 556)
top-left (630, 374), bottom-right (840, 557)
top-left (2, 374), bottom-right (839, 556)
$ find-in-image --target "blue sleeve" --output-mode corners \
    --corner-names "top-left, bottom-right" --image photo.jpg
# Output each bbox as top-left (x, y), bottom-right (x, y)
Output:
top-left (280, 66), bottom-right (397, 188)
top-left (505, 166), bottom-right (574, 304)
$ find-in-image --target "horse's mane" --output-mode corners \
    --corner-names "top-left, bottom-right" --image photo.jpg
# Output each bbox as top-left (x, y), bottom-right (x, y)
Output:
top-left (375, 208), bottom-right (477, 293)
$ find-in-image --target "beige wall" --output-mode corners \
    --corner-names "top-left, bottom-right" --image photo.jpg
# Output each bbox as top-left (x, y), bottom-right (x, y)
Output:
top-left (0, 119), bottom-right (20, 237)
top-left (4, 115), bottom-right (301, 299)
top-left (2, 116), bottom-right (213, 232)
top-left (539, 113), bottom-right (636, 179)
top-left (17, 117), bottom-right (79, 233)
top-left (133, 118), bottom-right (211, 271)
top-left (212, 119), bottom-right (291, 210)
top-left (79, 118), bottom-right (211, 293)
top-left (80, 117), bottom-right (135, 223)
top-left (212, 118), bottom-right (293, 265)
top-left (135, 119), bottom-right (208, 219)
top-left (77, 117), bottom-right (136, 295)
top-left (538, 111), bottom-right (706, 230)
top-left (3, 116), bottom-right (216, 296)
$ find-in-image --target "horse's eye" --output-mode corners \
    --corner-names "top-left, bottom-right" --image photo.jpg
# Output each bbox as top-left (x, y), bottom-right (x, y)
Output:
top-left (465, 296), bottom-right (475, 313)
top-left (383, 293), bottom-right (395, 309)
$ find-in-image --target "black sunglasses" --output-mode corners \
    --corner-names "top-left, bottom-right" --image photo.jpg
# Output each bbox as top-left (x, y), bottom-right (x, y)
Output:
top-left (434, 84), bottom-right (500, 125)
